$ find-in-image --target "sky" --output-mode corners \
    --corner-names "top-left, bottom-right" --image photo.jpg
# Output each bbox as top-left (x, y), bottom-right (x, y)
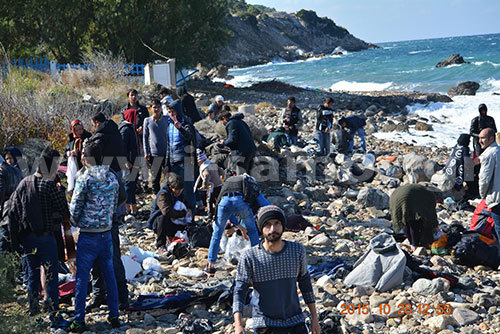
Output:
top-left (246, 0), bottom-right (500, 43)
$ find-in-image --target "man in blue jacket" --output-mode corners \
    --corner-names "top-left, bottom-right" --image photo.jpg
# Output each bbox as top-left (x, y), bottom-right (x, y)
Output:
top-left (339, 115), bottom-right (367, 153)
top-left (219, 111), bottom-right (256, 175)
top-left (166, 100), bottom-right (196, 211)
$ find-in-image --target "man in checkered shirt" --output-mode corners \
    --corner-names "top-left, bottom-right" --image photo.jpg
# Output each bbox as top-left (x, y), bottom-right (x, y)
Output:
top-left (233, 205), bottom-right (321, 334)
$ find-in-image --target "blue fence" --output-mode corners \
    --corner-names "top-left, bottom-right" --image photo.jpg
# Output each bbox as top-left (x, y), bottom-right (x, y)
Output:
top-left (7, 57), bottom-right (146, 75)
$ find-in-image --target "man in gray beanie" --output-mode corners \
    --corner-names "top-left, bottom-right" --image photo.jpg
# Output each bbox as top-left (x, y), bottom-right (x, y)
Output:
top-left (233, 205), bottom-right (321, 334)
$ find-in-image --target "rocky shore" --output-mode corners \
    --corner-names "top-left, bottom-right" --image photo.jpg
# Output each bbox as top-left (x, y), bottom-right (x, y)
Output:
top-left (52, 81), bottom-right (500, 334)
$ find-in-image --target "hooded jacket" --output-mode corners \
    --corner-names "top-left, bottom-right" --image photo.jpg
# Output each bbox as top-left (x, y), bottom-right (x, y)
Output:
top-left (343, 233), bottom-right (406, 292)
top-left (121, 103), bottom-right (149, 129)
top-left (479, 141), bottom-right (500, 208)
top-left (444, 134), bottom-right (473, 190)
top-left (166, 100), bottom-right (195, 165)
top-left (177, 87), bottom-right (202, 123)
top-left (344, 115), bottom-right (366, 131)
top-left (316, 105), bottom-right (334, 132)
top-left (223, 113), bottom-right (256, 157)
top-left (87, 120), bottom-right (125, 173)
top-left (119, 121), bottom-right (139, 165)
top-left (470, 115), bottom-right (497, 136)
top-left (70, 165), bottom-right (119, 232)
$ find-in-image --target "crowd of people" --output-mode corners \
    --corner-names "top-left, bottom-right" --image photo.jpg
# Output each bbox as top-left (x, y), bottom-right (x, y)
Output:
top-left (0, 83), bottom-right (498, 334)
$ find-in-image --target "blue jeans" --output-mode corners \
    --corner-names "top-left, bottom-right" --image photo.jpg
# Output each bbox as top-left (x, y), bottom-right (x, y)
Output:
top-left (349, 128), bottom-right (366, 152)
top-left (489, 204), bottom-right (500, 246)
top-left (208, 195), bottom-right (259, 263)
top-left (228, 194), bottom-right (271, 229)
top-left (316, 131), bottom-right (330, 156)
top-left (286, 134), bottom-right (298, 146)
top-left (21, 232), bottom-right (59, 314)
top-left (170, 163), bottom-right (196, 211)
top-left (75, 232), bottom-right (118, 322)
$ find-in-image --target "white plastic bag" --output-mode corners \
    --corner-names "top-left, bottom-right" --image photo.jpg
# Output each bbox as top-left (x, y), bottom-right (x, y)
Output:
top-left (130, 246), bottom-right (158, 263)
top-left (224, 234), bottom-right (251, 263)
top-left (142, 257), bottom-right (161, 271)
top-left (66, 156), bottom-right (78, 191)
top-left (171, 201), bottom-right (192, 226)
top-left (121, 255), bottom-right (142, 281)
top-left (178, 266), bottom-right (205, 278)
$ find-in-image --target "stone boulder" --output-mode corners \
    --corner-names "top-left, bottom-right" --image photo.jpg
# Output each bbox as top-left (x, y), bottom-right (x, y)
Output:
top-left (356, 187), bottom-right (389, 210)
top-left (448, 81), bottom-right (480, 96)
top-left (402, 152), bottom-right (439, 183)
top-left (207, 65), bottom-right (229, 79)
top-left (435, 54), bottom-right (469, 67)
top-left (18, 138), bottom-right (52, 170)
top-left (414, 121), bottom-right (433, 131)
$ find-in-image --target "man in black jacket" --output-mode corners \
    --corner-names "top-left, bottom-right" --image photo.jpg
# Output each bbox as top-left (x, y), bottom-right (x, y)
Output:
top-left (176, 86), bottom-right (202, 123)
top-left (470, 103), bottom-right (497, 156)
top-left (88, 112), bottom-right (125, 173)
top-left (219, 111), bottom-right (256, 175)
top-left (316, 97), bottom-right (335, 156)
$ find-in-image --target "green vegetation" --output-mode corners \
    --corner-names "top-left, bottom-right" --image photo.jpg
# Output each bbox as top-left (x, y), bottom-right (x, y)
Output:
top-left (228, 0), bottom-right (275, 16)
top-left (0, 0), bottom-right (232, 67)
top-left (296, 9), bottom-right (348, 38)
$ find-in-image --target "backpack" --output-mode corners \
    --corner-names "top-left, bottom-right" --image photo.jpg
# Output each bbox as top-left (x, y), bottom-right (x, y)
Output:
top-left (242, 174), bottom-right (260, 204)
top-left (470, 199), bottom-right (495, 239)
top-left (452, 233), bottom-right (500, 268)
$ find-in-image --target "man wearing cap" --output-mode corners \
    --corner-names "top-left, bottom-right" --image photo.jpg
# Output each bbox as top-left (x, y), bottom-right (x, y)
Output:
top-left (208, 95), bottom-right (224, 121)
top-left (470, 104), bottom-right (497, 156)
top-left (233, 205), bottom-right (321, 334)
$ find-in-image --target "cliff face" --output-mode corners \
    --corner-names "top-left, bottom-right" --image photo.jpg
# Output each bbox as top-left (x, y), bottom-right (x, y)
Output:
top-left (219, 10), bottom-right (375, 67)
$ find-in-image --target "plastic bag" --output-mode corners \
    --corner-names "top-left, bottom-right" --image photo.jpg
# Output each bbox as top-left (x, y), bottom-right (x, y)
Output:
top-left (224, 234), bottom-right (250, 263)
top-left (66, 156), bottom-right (78, 191)
top-left (130, 246), bottom-right (158, 263)
top-left (178, 267), bottom-right (205, 278)
top-left (362, 153), bottom-right (376, 168)
top-left (142, 257), bottom-right (161, 271)
top-left (171, 201), bottom-right (192, 226)
top-left (122, 255), bottom-right (142, 281)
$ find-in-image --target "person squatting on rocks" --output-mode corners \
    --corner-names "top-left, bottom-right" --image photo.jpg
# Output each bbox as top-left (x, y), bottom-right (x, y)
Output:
top-left (280, 96), bottom-right (302, 146)
top-left (147, 173), bottom-right (191, 253)
top-left (389, 184), bottom-right (440, 250)
top-left (122, 88), bottom-right (151, 193)
top-left (205, 175), bottom-right (269, 275)
top-left (208, 95), bottom-right (224, 121)
top-left (8, 147), bottom-right (69, 326)
top-left (194, 149), bottom-right (224, 219)
top-left (219, 111), bottom-right (257, 175)
top-left (69, 141), bottom-right (121, 331)
top-left (316, 97), bottom-right (335, 156)
top-left (470, 103), bottom-right (497, 157)
top-left (165, 100), bottom-right (197, 212)
top-left (119, 108), bottom-right (140, 215)
top-left (143, 99), bottom-right (169, 194)
top-left (233, 205), bottom-right (321, 334)
top-left (65, 119), bottom-right (92, 170)
top-left (477, 128), bottom-right (500, 245)
top-left (265, 127), bottom-right (289, 151)
top-left (338, 115), bottom-right (367, 153)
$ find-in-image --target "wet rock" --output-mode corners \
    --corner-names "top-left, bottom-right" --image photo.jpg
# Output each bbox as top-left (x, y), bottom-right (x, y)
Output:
top-left (356, 187), bottom-right (389, 210)
top-left (448, 81), bottom-right (480, 96)
top-left (453, 307), bottom-right (479, 326)
top-left (436, 54), bottom-right (469, 67)
top-left (414, 121), bottom-right (433, 131)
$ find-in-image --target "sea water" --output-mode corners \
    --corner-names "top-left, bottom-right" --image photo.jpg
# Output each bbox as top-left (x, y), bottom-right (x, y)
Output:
top-left (224, 33), bottom-right (500, 147)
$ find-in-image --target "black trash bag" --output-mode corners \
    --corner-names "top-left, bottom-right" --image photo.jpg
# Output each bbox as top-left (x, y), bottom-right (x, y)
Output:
top-left (187, 223), bottom-right (213, 248)
top-left (171, 242), bottom-right (190, 259)
top-left (176, 315), bottom-right (212, 334)
top-left (439, 222), bottom-right (466, 248)
top-left (452, 233), bottom-right (500, 269)
top-left (313, 310), bottom-right (342, 334)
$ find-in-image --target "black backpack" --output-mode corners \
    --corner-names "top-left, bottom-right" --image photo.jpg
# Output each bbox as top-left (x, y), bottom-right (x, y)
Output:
top-left (242, 174), bottom-right (260, 204)
top-left (452, 233), bottom-right (500, 268)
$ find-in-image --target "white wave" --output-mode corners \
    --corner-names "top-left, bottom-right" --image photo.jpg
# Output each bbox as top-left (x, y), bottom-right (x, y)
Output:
top-left (374, 92), bottom-right (500, 148)
top-left (408, 49), bottom-right (432, 54)
top-left (333, 46), bottom-right (346, 53)
top-left (473, 61), bottom-right (500, 67)
top-left (444, 63), bottom-right (463, 68)
top-left (481, 78), bottom-right (500, 90)
top-left (492, 43), bottom-right (497, 45)
top-left (330, 81), bottom-right (393, 92)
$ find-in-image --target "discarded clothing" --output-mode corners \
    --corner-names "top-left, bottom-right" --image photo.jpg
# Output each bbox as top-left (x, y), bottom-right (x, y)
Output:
top-left (128, 292), bottom-right (193, 311)
top-left (285, 216), bottom-right (313, 232)
top-left (344, 233), bottom-right (406, 292)
top-left (307, 259), bottom-right (346, 279)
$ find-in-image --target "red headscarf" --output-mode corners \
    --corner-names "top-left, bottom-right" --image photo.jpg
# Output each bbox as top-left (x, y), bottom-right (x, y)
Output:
top-left (71, 119), bottom-right (84, 152)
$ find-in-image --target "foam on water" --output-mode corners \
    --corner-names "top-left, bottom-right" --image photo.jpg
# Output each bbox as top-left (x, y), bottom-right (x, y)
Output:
top-left (408, 49), bottom-right (433, 54)
top-left (330, 81), bottom-right (393, 92)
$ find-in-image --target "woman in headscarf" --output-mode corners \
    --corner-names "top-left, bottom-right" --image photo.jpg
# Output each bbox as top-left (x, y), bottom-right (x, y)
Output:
top-left (119, 109), bottom-right (139, 215)
top-left (65, 119), bottom-right (92, 170)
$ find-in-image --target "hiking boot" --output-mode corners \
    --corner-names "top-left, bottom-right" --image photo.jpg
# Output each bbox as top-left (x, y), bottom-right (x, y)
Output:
top-left (203, 264), bottom-right (216, 276)
top-left (68, 320), bottom-right (86, 333)
top-left (85, 297), bottom-right (106, 311)
top-left (108, 316), bottom-right (121, 328)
